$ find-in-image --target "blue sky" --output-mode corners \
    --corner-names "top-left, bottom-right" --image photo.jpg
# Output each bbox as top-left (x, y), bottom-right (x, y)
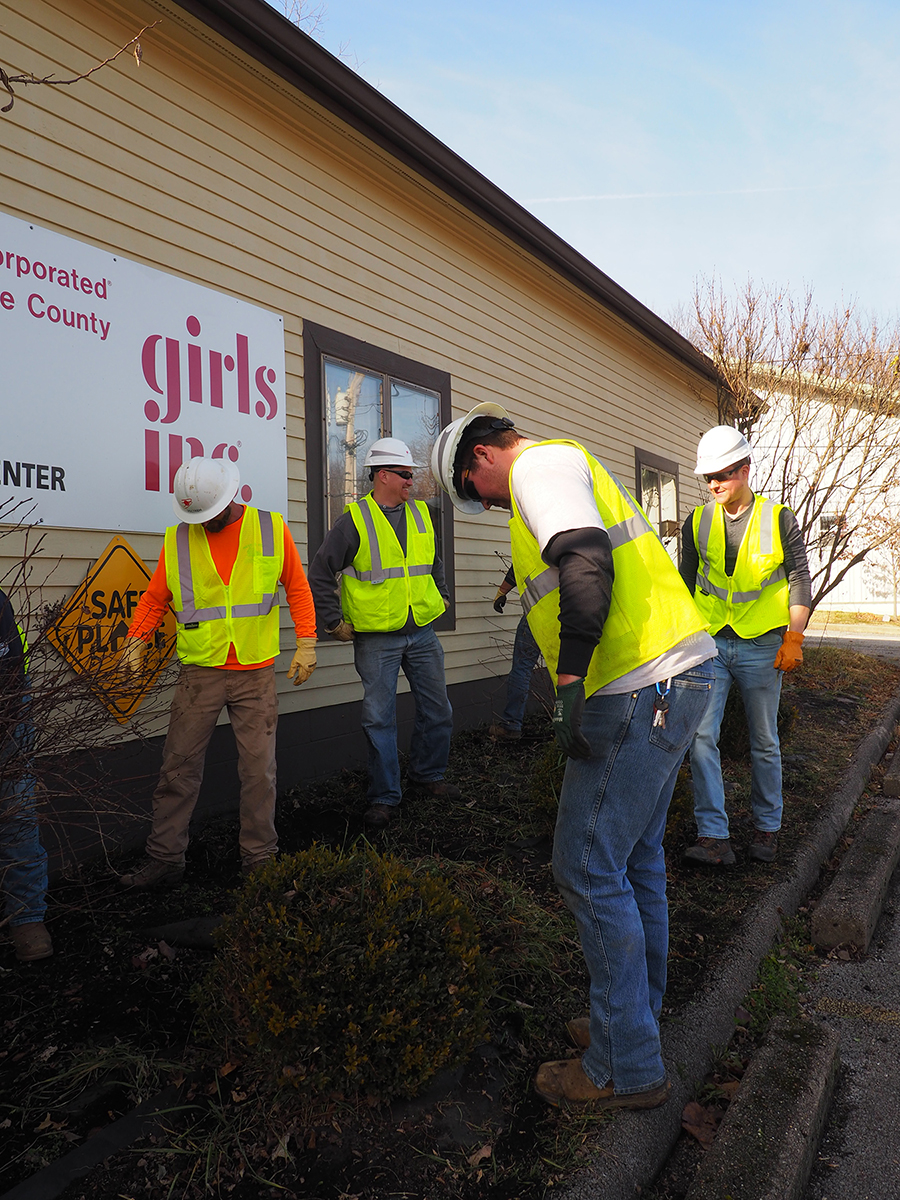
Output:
top-left (274, 1), bottom-right (899, 327)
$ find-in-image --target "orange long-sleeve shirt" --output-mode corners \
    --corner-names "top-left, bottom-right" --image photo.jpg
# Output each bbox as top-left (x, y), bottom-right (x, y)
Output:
top-left (127, 510), bottom-right (316, 669)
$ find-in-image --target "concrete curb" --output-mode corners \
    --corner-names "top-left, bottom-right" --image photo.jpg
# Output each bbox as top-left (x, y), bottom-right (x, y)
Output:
top-left (558, 684), bottom-right (900, 1200)
top-left (811, 797), bottom-right (900, 952)
top-left (0, 1084), bottom-right (188, 1200)
top-left (684, 1016), bottom-right (841, 1200)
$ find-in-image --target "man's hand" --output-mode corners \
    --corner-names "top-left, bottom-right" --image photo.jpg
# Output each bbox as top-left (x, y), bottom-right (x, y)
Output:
top-left (288, 637), bottom-right (317, 686)
top-left (327, 620), bottom-right (355, 643)
top-left (552, 678), bottom-right (592, 760)
top-left (493, 587), bottom-right (508, 614)
top-left (118, 636), bottom-right (146, 680)
top-left (773, 629), bottom-right (804, 672)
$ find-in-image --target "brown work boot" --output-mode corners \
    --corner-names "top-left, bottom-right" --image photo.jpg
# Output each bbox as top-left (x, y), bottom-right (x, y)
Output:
top-left (682, 837), bottom-right (736, 867)
top-left (10, 921), bottom-right (54, 962)
top-left (408, 778), bottom-right (461, 800)
top-left (748, 829), bottom-right (779, 863)
top-left (119, 857), bottom-right (185, 890)
top-left (364, 803), bottom-right (399, 830)
top-left (565, 1017), bottom-right (590, 1049)
top-left (489, 723), bottom-right (522, 742)
top-left (534, 1059), bottom-right (671, 1112)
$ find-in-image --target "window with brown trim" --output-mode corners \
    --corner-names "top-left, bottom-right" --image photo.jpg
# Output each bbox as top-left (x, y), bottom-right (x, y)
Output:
top-left (635, 448), bottom-right (680, 563)
top-left (303, 321), bottom-right (455, 626)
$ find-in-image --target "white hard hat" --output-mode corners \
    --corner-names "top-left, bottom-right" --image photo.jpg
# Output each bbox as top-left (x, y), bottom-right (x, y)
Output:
top-left (172, 457), bottom-right (240, 524)
top-left (431, 402), bottom-right (515, 514)
top-left (364, 437), bottom-right (420, 469)
top-left (694, 426), bottom-right (752, 475)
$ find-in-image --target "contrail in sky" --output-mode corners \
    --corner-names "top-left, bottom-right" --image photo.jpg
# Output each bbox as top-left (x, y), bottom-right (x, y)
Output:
top-left (526, 184), bottom-right (820, 203)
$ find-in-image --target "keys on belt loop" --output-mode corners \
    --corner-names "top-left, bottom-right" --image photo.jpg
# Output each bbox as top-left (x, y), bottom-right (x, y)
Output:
top-left (652, 679), bottom-right (671, 729)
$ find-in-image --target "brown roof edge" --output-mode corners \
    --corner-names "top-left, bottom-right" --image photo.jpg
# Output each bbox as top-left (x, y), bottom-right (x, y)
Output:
top-left (173, 0), bottom-right (720, 385)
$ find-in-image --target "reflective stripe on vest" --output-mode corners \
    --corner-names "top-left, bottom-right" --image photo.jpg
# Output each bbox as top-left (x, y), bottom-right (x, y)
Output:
top-left (519, 508), bottom-right (655, 617)
top-left (692, 496), bottom-right (790, 636)
top-left (509, 440), bottom-right (707, 696)
top-left (340, 496), bottom-right (444, 631)
top-left (166, 507), bottom-right (284, 666)
top-left (173, 511), bottom-right (278, 622)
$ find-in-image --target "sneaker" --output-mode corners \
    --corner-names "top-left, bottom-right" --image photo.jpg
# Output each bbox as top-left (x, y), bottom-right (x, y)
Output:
top-left (408, 778), bottom-right (461, 800)
top-left (748, 829), bottom-right (779, 863)
top-left (565, 1017), bottom-right (590, 1049)
top-left (534, 1059), bottom-right (671, 1112)
top-left (10, 922), bottom-right (53, 962)
top-left (683, 837), bottom-right (736, 867)
top-left (118, 857), bottom-right (186, 890)
top-left (489, 723), bottom-right (522, 742)
top-left (364, 803), bottom-right (399, 830)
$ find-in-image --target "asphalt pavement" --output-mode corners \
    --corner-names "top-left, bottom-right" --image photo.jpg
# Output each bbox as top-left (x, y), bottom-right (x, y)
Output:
top-left (807, 618), bottom-right (900, 662)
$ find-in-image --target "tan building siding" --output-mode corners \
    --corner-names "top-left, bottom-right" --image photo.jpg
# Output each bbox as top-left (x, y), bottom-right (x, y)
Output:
top-left (1, 0), bottom-right (717, 734)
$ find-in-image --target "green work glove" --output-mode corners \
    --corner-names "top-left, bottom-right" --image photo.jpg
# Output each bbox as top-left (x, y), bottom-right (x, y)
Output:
top-left (552, 679), bottom-right (592, 760)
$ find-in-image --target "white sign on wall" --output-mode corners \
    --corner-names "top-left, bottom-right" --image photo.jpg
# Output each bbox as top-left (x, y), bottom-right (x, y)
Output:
top-left (0, 211), bottom-right (287, 532)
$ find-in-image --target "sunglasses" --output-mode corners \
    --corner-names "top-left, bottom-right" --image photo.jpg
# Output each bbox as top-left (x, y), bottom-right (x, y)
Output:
top-left (704, 465), bottom-right (744, 484)
top-left (462, 467), bottom-right (481, 501)
top-left (382, 469), bottom-right (414, 480)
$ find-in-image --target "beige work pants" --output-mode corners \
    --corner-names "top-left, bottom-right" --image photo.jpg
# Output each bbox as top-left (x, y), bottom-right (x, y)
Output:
top-left (145, 662), bottom-right (278, 869)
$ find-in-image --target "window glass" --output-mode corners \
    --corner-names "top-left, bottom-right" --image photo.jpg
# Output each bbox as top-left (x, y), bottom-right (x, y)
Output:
top-left (641, 466), bottom-right (660, 529)
top-left (391, 379), bottom-right (442, 520)
top-left (637, 454), bottom-right (680, 563)
top-left (323, 360), bottom-right (382, 528)
top-left (660, 471), bottom-right (679, 559)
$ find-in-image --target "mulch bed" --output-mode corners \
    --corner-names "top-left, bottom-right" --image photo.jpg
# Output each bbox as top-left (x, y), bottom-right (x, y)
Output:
top-left (1, 644), bottom-right (897, 1199)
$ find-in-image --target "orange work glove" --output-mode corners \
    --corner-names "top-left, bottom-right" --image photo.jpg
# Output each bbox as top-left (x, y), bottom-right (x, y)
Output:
top-left (288, 637), bottom-right (317, 686)
top-left (773, 630), bottom-right (804, 672)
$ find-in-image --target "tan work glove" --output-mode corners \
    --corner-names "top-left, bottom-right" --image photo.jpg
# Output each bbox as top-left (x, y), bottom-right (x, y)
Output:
top-left (288, 637), bottom-right (317, 686)
top-left (327, 619), bottom-right (355, 643)
top-left (118, 636), bottom-right (147, 680)
top-left (493, 587), bottom-right (508, 614)
top-left (773, 629), bottom-right (804, 672)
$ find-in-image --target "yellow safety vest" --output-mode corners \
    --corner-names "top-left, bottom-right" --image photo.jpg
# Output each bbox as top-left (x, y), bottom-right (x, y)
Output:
top-left (340, 495), bottom-right (444, 632)
top-left (165, 507), bottom-right (284, 666)
top-left (509, 441), bottom-right (707, 697)
top-left (16, 622), bottom-right (29, 676)
top-left (691, 496), bottom-right (789, 637)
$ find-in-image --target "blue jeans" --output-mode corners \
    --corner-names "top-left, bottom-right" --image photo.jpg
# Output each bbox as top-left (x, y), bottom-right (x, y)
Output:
top-left (690, 630), bottom-right (784, 839)
top-left (500, 616), bottom-right (542, 731)
top-left (553, 665), bottom-right (713, 1094)
top-left (0, 700), bottom-right (48, 928)
top-left (353, 624), bottom-right (453, 806)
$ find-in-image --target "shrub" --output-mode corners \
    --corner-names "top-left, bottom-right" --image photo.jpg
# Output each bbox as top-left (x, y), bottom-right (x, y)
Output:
top-left (193, 845), bottom-right (491, 1100)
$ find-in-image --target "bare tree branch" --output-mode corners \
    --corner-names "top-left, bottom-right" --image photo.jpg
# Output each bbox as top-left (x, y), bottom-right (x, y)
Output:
top-left (677, 278), bottom-right (900, 611)
top-left (1, 22), bottom-right (159, 114)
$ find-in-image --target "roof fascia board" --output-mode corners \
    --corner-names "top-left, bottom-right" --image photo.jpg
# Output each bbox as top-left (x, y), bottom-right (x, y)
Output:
top-left (172, 0), bottom-right (719, 385)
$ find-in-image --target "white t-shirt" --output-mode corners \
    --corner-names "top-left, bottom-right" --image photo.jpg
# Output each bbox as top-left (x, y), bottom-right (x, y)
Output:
top-left (510, 443), bottom-right (716, 693)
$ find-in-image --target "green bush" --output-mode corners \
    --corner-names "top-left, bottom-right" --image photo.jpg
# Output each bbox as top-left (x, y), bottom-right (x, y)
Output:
top-left (193, 846), bottom-right (491, 1100)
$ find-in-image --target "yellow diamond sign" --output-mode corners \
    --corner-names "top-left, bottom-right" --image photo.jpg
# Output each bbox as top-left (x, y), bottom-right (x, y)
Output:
top-left (47, 536), bottom-right (176, 723)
